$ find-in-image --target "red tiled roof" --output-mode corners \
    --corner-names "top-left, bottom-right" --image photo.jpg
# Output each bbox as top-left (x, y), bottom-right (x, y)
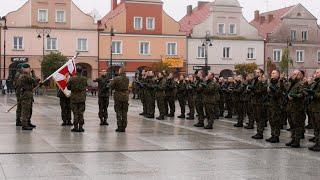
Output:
top-left (179, 3), bottom-right (212, 35)
top-left (250, 6), bottom-right (295, 39)
top-left (99, 3), bottom-right (126, 29)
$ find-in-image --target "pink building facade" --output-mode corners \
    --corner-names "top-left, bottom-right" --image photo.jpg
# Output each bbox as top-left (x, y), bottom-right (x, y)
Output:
top-left (0, 0), bottom-right (98, 80)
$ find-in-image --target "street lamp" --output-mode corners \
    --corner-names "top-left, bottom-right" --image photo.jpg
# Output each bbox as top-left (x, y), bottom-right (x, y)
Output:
top-left (286, 37), bottom-right (293, 78)
top-left (109, 27), bottom-right (115, 78)
top-left (201, 31), bottom-right (213, 75)
top-left (36, 28), bottom-right (51, 79)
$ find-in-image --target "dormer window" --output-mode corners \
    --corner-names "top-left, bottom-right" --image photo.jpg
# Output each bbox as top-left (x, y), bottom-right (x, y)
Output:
top-left (134, 17), bottom-right (143, 30)
top-left (297, 13), bottom-right (302, 17)
top-left (146, 17), bottom-right (155, 30)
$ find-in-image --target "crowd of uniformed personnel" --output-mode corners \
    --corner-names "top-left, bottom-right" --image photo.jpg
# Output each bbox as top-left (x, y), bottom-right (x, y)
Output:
top-left (134, 68), bottom-right (320, 152)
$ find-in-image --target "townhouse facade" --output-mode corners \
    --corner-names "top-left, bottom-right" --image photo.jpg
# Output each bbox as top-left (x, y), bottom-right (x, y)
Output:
top-left (0, 0), bottom-right (98, 80)
top-left (251, 4), bottom-right (320, 76)
top-left (180, 0), bottom-right (264, 76)
top-left (98, 0), bottom-right (186, 77)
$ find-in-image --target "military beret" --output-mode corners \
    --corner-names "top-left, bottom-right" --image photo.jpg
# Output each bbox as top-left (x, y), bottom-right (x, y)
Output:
top-left (21, 63), bottom-right (30, 68)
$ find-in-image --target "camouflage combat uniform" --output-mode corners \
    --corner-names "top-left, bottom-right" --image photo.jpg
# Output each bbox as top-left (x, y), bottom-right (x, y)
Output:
top-left (186, 80), bottom-right (195, 119)
top-left (155, 77), bottom-right (166, 119)
top-left (57, 89), bottom-right (72, 125)
top-left (176, 80), bottom-right (187, 118)
top-left (94, 76), bottom-right (110, 125)
top-left (165, 78), bottom-right (176, 117)
top-left (203, 79), bottom-right (220, 129)
top-left (233, 80), bottom-right (245, 127)
top-left (194, 77), bottom-right (205, 127)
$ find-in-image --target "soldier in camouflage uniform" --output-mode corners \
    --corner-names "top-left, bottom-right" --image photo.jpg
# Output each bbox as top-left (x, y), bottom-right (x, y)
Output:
top-left (233, 75), bottom-right (245, 127)
top-left (194, 71), bottom-right (205, 127)
top-left (138, 70), bottom-right (147, 116)
top-left (218, 77), bottom-right (227, 117)
top-left (244, 74), bottom-right (255, 129)
top-left (305, 77), bottom-right (314, 130)
top-left (285, 70), bottom-right (305, 148)
top-left (155, 72), bottom-right (166, 120)
top-left (145, 71), bottom-right (156, 118)
top-left (203, 72), bottom-right (220, 129)
top-left (14, 64), bottom-right (23, 126)
top-left (67, 66), bottom-right (88, 133)
top-left (165, 73), bottom-right (176, 117)
top-left (177, 75), bottom-right (187, 119)
top-left (94, 74), bottom-right (110, 126)
top-left (19, 64), bottom-right (40, 131)
top-left (251, 69), bottom-right (268, 139)
top-left (306, 69), bottom-right (320, 151)
top-left (224, 77), bottom-right (235, 118)
top-left (266, 70), bottom-right (284, 143)
top-left (110, 68), bottom-right (129, 132)
top-left (57, 89), bottom-right (72, 126)
top-left (186, 75), bottom-right (195, 120)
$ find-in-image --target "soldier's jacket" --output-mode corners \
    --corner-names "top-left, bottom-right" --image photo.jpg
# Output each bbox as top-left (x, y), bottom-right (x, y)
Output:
top-left (176, 80), bottom-right (187, 98)
top-left (67, 75), bottom-right (88, 103)
top-left (286, 79), bottom-right (304, 112)
top-left (243, 80), bottom-right (252, 102)
top-left (225, 82), bottom-right (235, 100)
top-left (110, 73), bottom-right (129, 102)
top-left (195, 77), bottom-right (204, 99)
top-left (155, 77), bottom-right (166, 98)
top-left (307, 78), bottom-right (320, 112)
top-left (186, 81), bottom-right (196, 97)
top-left (203, 79), bottom-right (220, 104)
top-left (253, 78), bottom-right (267, 103)
top-left (94, 77), bottom-right (110, 97)
top-left (14, 72), bottom-right (22, 97)
top-left (268, 79), bottom-right (285, 108)
top-left (233, 81), bottom-right (245, 102)
top-left (165, 78), bottom-right (177, 97)
top-left (18, 73), bottom-right (39, 100)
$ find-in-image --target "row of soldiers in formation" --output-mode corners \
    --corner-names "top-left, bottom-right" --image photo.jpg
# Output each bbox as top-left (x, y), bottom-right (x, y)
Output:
top-left (134, 68), bottom-right (320, 152)
top-left (14, 64), bottom-right (130, 133)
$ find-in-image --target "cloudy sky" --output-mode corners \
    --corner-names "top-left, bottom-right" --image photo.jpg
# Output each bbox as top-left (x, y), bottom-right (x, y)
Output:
top-left (0, 0), bottom-right (319, 22)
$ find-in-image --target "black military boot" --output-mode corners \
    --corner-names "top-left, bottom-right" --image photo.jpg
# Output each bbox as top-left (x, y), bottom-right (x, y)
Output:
top-left (309, 137), bottom-right (316, 142)
top-left (16, 121), bottom-right (22, 127)
top-left (204, 125), bottom-right (213, 129)
top-left (146, 114), bottom-right (154, 119)
top-left (78, 126), bottom-right (85, 132)
top-left (115, 128), bottom-right (126, 132)
top-left (308, 143), bottom-right (320, 152)
top-left (186, 116), bottom-right (194, 120)
top-left (156, 116), bottom-right (165, 120)
top-left (178, 114), bottom-right (185, 119)
top-left (285, 139), bottom-right (294, 147)
top-left (22, 126), bottom-right (33, 131)
top-left (266, 137), bottom-right (273, 142)
top-left (269, 136), bottom-right (280, 143)
top-left (234, 123), bottom-right (243, 127)
top-left (251, 134), bottom-right (263, 139)
top-left (167, 113), bottom-right (174, 117)
top-left (29, 123), bottom-right (36, 128)
top-left (71, 125), bottom-right (79, 132)
top-left (194, 122), bottom-right (204, 127)
top-left (66, 121), bottom-right (73, 126)
top-left (61, 121), bottom-right (68, 126)
top-left (290, 139), bottom-right (301, 148)
top-left (139, 112), bottom-right (145, 116)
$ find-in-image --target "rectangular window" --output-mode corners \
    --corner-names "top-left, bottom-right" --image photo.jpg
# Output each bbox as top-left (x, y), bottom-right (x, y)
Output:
top-left (77, 38), bottom-right (88, 52)
top-left (223, 47), bottom-right (230, 58)
top-left (229, 24), bottom-right (236, 34)
top-left (56, 10), bottom-right (65, 23)
top-left (198, 46), bottom-right (206, 58)
top-left (273, 49), bottom-right (282, 62)
top-left (291, 30), bottom-right (296, 41)
top-left (146, 17), bottom-right (155, 30)
top-left (167, 42), bottom-right (177, 56)
top-left (139, 41), bottom-right (150, 55)
top-left (318, 51), bottom-right (320, 63)
top-left (218, 24), bottom-right (225, 34)
top-left (13, 37), bottom-right (23, 50)
top-left (112, 41), bottom-right (122, 54)
top-left (296, 50), bottom-right (304, 62)
top-left (247, 48), bottom-right (255, 59)
top-left (302, 31), bottom-right (308, 41)
top-left (38, 9), bottom-right (48, 22)
top-left (46, 38), bottom-right (58, 50)
top-left (134, 17), bottom-right (143, 30)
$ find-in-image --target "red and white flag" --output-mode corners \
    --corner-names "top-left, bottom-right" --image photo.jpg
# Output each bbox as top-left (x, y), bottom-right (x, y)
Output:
top-left (51, 59), bottom-right (76, 97)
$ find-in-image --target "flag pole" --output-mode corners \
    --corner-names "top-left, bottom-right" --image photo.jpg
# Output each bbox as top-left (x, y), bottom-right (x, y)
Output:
top-left (5, 52), bottom-right (80, 113)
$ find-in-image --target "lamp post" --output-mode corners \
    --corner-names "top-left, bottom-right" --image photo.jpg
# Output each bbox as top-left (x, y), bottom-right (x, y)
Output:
top-left (201, 32), bottom-right (212, 75)
top-left (286, 37), bottom-right (293, 79)
top-left (109, 27), bottom-right (115, 78)
top-left (36, 27), bottom-right (51, 79)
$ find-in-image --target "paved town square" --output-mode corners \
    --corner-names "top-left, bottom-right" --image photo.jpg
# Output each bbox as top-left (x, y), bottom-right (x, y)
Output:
top-left (0, 95), bottom-right (319, 180)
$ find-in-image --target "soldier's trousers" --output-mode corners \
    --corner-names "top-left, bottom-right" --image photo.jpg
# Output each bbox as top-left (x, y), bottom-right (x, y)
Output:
top-left (165, 96), bottom-right (175, 115)
top-left (246, 102), bottom-right (255, 126)
top-left (177, 96), bottom-right (186, 115)
top-left (71, 103), bottom-right (85, 128)
top-left (114, 100), bottom-right (129, 129)
top-left (195, 97), bottom-right (204, 123)
top-left (187, 96), bottom-right (195, 117)
top-left (16, 97), bottom-right (21, 123)
top-left (288, 110), bottom-right (306, 140)
top-left (98, 97), bottom-right (109, 121)
top-left (219, 96), bottom-right (225, 115)
top-left (146, 94), bottom-right (155, 116)
top-left (306, 110), bottom-right (314, 127)
top-left (140, 93), bottom-right (146, 114)
top-left (20, 98), bottom-right (33, 127)
top-left (225, 97), bottom-right (233, 116)
top-left (205, 102), bottom-right (218, 126)
top-left (280, 108), bottom-right (288, 126)
top-left (254, 103), bottom-right (265, 135)
top-left (60, 98), bottom-right (71, 122)
top-left (312, 112), bottom-right (320, 144)
top-left (235, 100), bottom-right (244, 124)
top-left (268, 107), bottom-right (281, 137)
top-left (156, 96), bottom-right (166, 117)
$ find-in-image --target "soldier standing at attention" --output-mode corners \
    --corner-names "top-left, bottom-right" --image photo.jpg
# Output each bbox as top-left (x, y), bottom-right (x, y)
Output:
top-left (177, 75), bottom-right (187, 119)
top-left (94, 74), bottom-right (110, 126)
top-left (233, 75), bottom-right (245, 127)
top-left (138, 70), bottom-right (147, 116)
top-left (186, 75), bottom-right (196, 120)
top-left (202, 72), bottom-right (220, 129)
top-left (110, 68), bottom-right (129, 132)
top-left (224, 77), bottom-right (235, 118)
top-left (67, 66), bottom-right (88, 133)
top-left (266, 70), bottom-right (284, 143)
top-left (306, 69), bottom-right (320, 151)
top-left (194, 70), bottom-right (205, 127)
top-left (155, 72), bottom-right (166, 120)
top-left (218, 77), bottom-right (227, 117)
top-left (285, 70), bottom-right (305, 148)
top-left (14, 64), bottom-right (23, 126)
top-left (19, 64), bottom-right (39, 131)
top-left (57, 89), bottom-right (72, 126)
top-left (244, 74), bottom-right (255, 129)
top-left (145, 71), bottom-right (156, 118)
top-left (165, 72), bottom-right (177, 117)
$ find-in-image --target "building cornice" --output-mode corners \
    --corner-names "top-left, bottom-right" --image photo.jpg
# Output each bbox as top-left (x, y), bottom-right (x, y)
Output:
top-left (100, 33), bottom-right (185, 38)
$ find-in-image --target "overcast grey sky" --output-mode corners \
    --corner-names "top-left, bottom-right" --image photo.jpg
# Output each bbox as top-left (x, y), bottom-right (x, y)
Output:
top-left (0, 0), bottom-right (319, 22)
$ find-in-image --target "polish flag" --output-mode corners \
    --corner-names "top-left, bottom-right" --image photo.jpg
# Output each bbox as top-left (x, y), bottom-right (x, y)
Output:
top-left (52, 59), bottom-right (76, 97)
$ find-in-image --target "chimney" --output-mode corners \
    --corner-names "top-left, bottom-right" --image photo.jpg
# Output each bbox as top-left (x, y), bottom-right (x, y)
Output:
top-left (268, 14), bottom-right (274, 23)
top-left (112, 0), bottom-right (117, 10)
top-left (260, 16), bottom-right (265, 24)
top-left (187, 5), bottom-right (193, 16)
top-left (198, 1), bottom-right (209, 8)
top-left (254, 10), bottom-right (260, 21)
